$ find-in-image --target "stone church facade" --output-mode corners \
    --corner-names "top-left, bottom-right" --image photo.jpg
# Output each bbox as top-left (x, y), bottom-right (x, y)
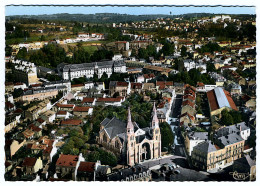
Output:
top-left (97, 104), bottom-right (161, 166)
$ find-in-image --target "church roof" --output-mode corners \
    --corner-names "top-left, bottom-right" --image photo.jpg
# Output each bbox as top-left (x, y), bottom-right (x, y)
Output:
top-left (103, 117), bottom-right (127, 139)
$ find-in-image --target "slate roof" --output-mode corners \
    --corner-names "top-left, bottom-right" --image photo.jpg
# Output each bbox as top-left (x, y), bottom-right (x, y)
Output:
top-left (187, 132), bottom-right (208, 140)
top-left (207, 87), bottom-right (237, 112)
top-left (135, 133), bottom-right (152, 143)
top-left (217, 132), bottom-right (244, 146)
top-left (215, 122), bottom-right (248, 138)
top-left (193, 140), bottom-right (218, 153)
top-left (102, 117), bottom-right (127, 139)
top-left (63, 61), bottom-right (125, 72)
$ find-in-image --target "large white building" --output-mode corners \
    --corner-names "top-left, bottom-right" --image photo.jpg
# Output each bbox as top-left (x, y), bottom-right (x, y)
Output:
top-left (62, 61), bottom-right (127, 80)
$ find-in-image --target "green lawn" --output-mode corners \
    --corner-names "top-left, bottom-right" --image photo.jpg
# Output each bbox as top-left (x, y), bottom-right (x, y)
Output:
top-left (83, 46), bottom-right (98, 55)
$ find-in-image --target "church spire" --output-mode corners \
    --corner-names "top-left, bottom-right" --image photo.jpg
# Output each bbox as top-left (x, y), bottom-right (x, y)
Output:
top-left (127, 107), bottom-right (134, 133)
top-left (152, 102), bottom-right (159, 128)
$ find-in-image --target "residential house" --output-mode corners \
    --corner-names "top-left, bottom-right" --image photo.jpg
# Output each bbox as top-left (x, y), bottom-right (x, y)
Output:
top-left (55, 103), bottom-right (75, 112)
top-left (73, 106), bottom-right (93, 117)
top-left (109, 81), bottom-right (130, 97)
top-left (131, 83), bottom-right (143, 94)
top-left (185, 132), bottom-right (209, 156)
top-left (22, 157), bottom-right (43, 175)
top-left (5, 139), bottom-right (26, 160)
top-left (214, 122), bottom-right (250, 141)
top-left (60, 119), bottom-right (83, 128)
top-left (40, 110), bottom-right (56, 123)
top-left (76, 161), bottom-right (112, 181)
top-left (81, 97), bottom-right (96, 106)
top-left (71, 84), bottom-right (85, 92)
top-left (56, 154), bottom-right (79, 180)
top-left (56, 111), bottom-right (70, 119)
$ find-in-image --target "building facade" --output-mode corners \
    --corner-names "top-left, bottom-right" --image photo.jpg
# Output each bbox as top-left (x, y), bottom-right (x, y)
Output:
top-left (62, 61), bottom-right (126, 80)
top-left (97, 104), bottom-right (161, 166)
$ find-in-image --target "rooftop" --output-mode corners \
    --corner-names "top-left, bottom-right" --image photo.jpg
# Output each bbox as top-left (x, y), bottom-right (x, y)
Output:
top-left (56, 154), bottom-right (78, 167)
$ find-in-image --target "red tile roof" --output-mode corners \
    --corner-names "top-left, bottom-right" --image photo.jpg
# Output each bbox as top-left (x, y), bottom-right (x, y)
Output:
top-left (157, 102), bottom-right (166, 108)
top-left (182, 100), bottom-right (195, 108)
top-left (57, 110), bottom-right (67, 115)
top-left (77, 162), bottom-right (95, 172)
top-left (37, 118), bottom-right (45, 124)
top-left (207, 90), bottom-right (219, 111)
top-left (31, 83), bottom-right (42, 87)
top-left (43, 146), bottom-right (53, 154)
top-left (180, 112), bottom-right (195, 121)
top-left (215, 145), bottom-right (221, 150)
top-left (23, 129), bottom-right (35, 138)
top-left (144, 73), bottom-right (155, 79)
top-left (56, 154), bottom-right (78, 167)
top-left (207, 89), bottom-right (237, 112)
top-left (223, 90), bottom-right (238, 111)
top-left (56, 103), bottom-right (75, 108)
top-left (5, 101), bottom-right (15, 109)
top-left (156, 81), bottom-right (173, 90)
top-left (131, 83), bottom-right (142, 89)
top-left (5, 161), bottom-right (11, 168)
top-left (82, 97), bottom-right (95, 103)
top-left (116, 82), bottom-right (128, 87)
top-left (97, 97), bottom-right (122, 102)
top-left (22, 157), bottom-right (37, 167)
top-left (163, 97), bottom-right (171, 103)
top-left (71, 84), bottom-right (84, 88)
top-left (197, 82), bottom-right (205, 87)
top-left (73, 106), bottom-right (91, 112)
top-left (14, 108), bottom-right (23, 114)
top-left (61, 119), bottom-right (82, 126)
top-left (28, 124), bottom-right (41, 132)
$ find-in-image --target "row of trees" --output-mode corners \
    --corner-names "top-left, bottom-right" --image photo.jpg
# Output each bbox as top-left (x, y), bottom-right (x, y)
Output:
top-left (167, 68), bottom-right (216, 86)
top-left (220, 109), bottom-right (244, 126)
top-left (198, 23), bottom-right (256, 42)
top-left (160, 122), bottom-right (174, 152)
top-left (15, 43), bottom-right (114, 68)
top-left (135, 42), bottom-right (175, 61)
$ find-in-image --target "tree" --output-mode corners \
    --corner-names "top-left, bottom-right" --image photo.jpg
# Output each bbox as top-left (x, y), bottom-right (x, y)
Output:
top-left (206, 62), bottom-right (217, 72)
top-left (161, 42), bottom-right (174, 56)
top-left (181, 46), bottom-right (187, 57)
top-left (12, 88), bottom-right (23, 98)
top-left (40, 35), bottom-right (46, 41)
top-left (16, 47), bottom-right (28, 60)
top-left (160, 122), bottom-right (174, 152)
top-left (221, 109), bottom-right (234, 125)
top-left (138, 48), bottom-right (148, 59)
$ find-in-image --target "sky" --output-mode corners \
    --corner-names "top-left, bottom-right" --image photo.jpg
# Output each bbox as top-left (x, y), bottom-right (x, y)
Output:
top-left (5, 5), bottom-right (256, 16)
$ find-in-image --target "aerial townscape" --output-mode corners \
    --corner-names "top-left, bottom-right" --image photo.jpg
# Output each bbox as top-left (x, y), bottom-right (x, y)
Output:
top-left (4, 7), bottom-right (256, 182)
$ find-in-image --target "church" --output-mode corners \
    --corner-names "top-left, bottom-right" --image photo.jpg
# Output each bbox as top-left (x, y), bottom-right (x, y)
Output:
top-left (97, 103), bottom-right (161, 166)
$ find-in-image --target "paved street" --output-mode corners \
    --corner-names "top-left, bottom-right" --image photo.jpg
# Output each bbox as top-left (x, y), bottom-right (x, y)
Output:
top-left (170, 94), bottom-right (183, 119)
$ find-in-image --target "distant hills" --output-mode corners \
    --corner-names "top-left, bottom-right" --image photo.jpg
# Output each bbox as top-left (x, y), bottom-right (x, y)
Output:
top-left (6, 13), bottom-right (255, 23)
